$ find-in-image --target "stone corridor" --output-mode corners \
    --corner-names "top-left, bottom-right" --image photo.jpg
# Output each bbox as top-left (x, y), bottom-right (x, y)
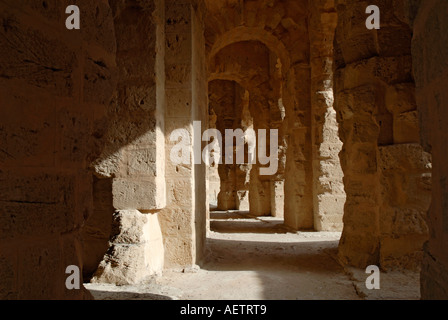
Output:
top-left (1, 0), bottom-right (448, 300)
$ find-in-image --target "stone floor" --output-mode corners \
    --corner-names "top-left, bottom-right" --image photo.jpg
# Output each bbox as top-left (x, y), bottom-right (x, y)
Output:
top-left (85, 211), bottom-right (420, 300)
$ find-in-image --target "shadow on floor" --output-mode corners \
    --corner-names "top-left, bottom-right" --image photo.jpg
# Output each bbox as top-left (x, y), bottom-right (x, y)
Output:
top-left (195, 236), bottom-right (356, 300)
top-left (203, 237), bottom-right (341, 274)
top-left (200, 211), bottom-right (356, 299)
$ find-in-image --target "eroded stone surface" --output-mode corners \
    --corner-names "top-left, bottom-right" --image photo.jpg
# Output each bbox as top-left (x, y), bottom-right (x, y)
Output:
top-left (334, 0), bottom-right (432, 271)
top-left (92, 210), bottom-right (164, 286)
top-left (413, 0), bottom-right (448, 299)
top-left (1, 0), bottom-right (447, 300)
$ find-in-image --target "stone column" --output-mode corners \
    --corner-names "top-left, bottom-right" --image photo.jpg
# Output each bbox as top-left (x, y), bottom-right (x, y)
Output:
top-left (159, 0), bottom-right (207, 268)
top-left (283, 65), bottom-right (314, 229)
top-left (413, 0), bottom-right (448, 299)
top-left (268, 53), bottom-right (286, 219)
top-left (91, 0), bottom-right (167, 285)
top-left (209, 80), bottom-right (238, 211)
top-left (92, 210), bottom-right (164, 285)
top-left (334, 0), bottom-right (431, 269)
top-left (249, 97), bottom-right (272, 217)
top-left (210, 80), bottom-right (251, 212)
top-left (309, 0), bottom-right (345, 232)
top-left (271, 180), bottom-right (285, 219)
top-left (234, 85), bottom-right (252, 212)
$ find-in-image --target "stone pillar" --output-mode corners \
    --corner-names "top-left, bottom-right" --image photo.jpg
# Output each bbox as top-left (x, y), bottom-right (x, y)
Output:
top-left (378, 144), bottom-right (431, 269)
top-left (210, 80), bottom-right (251, 212)
top-left (309, 0), bottom-right (345, 232)
top-left (249, 97), bottom-right (272, 217)
top-left (160, 0), bottom-right (207, 268)
top-left (334, 0), bottom-right (431, 269)
top-left (249, 169), bottom-right (271, 216)
top-left (234, 86), bottom-right (252, 212)
top-left (413, 0), bottom-right (448, 299)
top-left (271, 180), bottom-right (285, 219)
top-left (208, 108), bottom-right (220, 207)
top-left (209, 80), bottom-right (238, 211)
top-left (268, 53), bottom-right (286, 220)
top-left (91, 210), bottom-right (164, 285)
top-left (91, 0), bottom-right (167, 285)
top-left (283, 65), bottom-right (314, 229)
top-left (235, 164), bottom-right (251, 211)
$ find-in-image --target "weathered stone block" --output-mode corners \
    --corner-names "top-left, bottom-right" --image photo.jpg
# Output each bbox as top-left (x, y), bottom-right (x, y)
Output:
top-left (0, 173), bottom-right (78, 239)
top-left (0, 86), bottom-right (56, 167)
top-left (385, 83), bottom-right (417, 114)
top-left (393, 111), bottom-right (420, 144)
top-left (57, 108), bottom-right (91, 164)
top-left (379, 144), bottom-right (432, 171)
top-left (421, 249), bottom-right (448, 299)
top-left (343, 204), bottom-right (379, 230)
top-left (116, 53), bottom-right (157, 81)
top-left (125, 148), bottom-right (157, 177)
top-left (16, 0), bottom-right (64, 24)
top-left (78, 0), bottom-right (117, 53)
top-left (347, 143), bottom-right (378, 174)
top-left (377, 25), bottom-right (412, 57)
top-left (166, 3), bottom-right (192, 34)
top-left (379, 234), bottom-right (427, 270)
top-left (109, 210), bottom-right (163, 244)
top-left (92, 243), bottom-right (162, 285)
top-left (83, 55), bottom-right (117, 105)
top-left (18, 240), bottom-right (61, 300)
top-left (123, 85), bottom-right (157, 112)
top-left (0, 254), bottom-right (17, 299)
top-left (166, 64), bottom-right (192, 88)
top-left (380, 207), bottom-right (429, 236)
top-left (166, 178), bottom-right (193, 207)
top-left (166, 32), bottom-right (192, 64)
top-left (338, 230), bottom-right (380, 268)
top-left (0, 7), bottom-right (76, 96)
top-left (112, 178), bottom-right (165, 211)
top-left (92, 210), bottom-right (164, 285)
top-left (315, 194), bottom-right (345, 231)
top-left (237, 190), bottom-right (250, 212)
top-left (166, 88), bottom-right (192, 117)
top-left (113, 4), bottom-right (156, 52)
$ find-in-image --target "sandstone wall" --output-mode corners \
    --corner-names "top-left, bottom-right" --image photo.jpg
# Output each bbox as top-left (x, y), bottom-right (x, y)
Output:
top-left (334, 0), bottom-right (431, 269)
top-left (0, 0), bottom-right (117, 299)
top-left (413, 0), bottom-right (448, 299)
top-left (2, 0), bottom-right (445, 299)
top-left (82, 177), bottom-right (113, 279)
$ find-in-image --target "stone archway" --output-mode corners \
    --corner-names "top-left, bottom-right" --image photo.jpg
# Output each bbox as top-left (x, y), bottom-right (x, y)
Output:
top-left (208, 39), bottom-right (286, 218)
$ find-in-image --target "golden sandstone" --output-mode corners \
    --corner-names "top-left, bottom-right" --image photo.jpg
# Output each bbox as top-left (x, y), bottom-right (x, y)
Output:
top-left (0, 0), bottom-right (447, 300)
